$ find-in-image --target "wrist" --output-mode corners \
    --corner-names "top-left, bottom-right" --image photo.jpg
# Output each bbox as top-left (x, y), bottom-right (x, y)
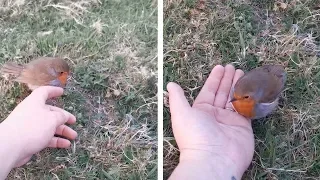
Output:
top-left (0, 121), bottom-right (23, 178)
top-left (178, 149), bottom-right (244, 179)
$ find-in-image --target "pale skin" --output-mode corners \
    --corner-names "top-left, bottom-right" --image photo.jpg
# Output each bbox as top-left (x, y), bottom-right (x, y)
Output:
top-left (168, 64), bottom-right (255, 180)
top-left (0, 86), bottom-right (77, 179)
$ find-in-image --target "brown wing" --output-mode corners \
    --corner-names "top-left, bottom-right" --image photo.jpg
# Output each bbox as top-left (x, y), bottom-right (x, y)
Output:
top-left (260, 65), bottom-right (286, 87)
top-left (234, 65), bottom-right (286, 103)
top-left (253, 65), bottom-right (286, 102)
top-left (17, 58), bottom-right (59, 86)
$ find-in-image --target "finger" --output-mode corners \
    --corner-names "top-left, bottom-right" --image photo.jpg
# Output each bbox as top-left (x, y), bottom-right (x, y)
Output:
top-left (29, 86), bottom-right (64, 103)
top-left (193, 65), bottom-right (225, 106)
top-left (167, 82), bottom-right (191, 118)
top-left (225, 69), bottom-right (245, 109)
top-left (48, 105), bottom-right (76, 125)
top-left (56, 125), bottom-right (78, 140)
top-left (213, 64), bottom-right (236, 108)
top-left (47, 137), bottom-right (71, 148)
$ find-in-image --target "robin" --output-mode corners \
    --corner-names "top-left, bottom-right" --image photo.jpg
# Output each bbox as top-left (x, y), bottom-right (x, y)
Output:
top-left (0, 57), bottom-right (70, 91)
top-left (230, 65), bottom-right (286, 119)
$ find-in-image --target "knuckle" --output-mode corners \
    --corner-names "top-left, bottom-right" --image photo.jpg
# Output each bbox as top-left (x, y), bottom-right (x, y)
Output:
top-left (59, 125), bottom-right (67, 135)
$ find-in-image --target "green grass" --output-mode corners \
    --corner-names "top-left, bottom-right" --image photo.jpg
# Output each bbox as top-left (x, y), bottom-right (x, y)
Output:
top-left (0, 0), bottom-right (157, 179)
top-left (164, 0), bottom-right (320, 179)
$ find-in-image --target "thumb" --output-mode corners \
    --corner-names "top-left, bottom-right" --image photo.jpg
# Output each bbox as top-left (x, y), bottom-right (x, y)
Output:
top-left (167, 82), bottom-right (191, 118)
top-left (28, 86), bottom-right (64, 102)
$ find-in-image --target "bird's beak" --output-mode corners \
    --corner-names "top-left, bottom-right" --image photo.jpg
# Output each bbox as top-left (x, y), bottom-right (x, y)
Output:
top-left (229, 98), bottom-right (237, 103)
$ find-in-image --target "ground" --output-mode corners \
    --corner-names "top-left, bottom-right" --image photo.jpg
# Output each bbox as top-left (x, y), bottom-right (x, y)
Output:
top-left (0, 0), bottom-right (157, 179)
top-left (164, 0), bottom-right (320, 179)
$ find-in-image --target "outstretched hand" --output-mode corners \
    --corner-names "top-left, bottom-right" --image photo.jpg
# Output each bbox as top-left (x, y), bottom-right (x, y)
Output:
top-left (168, 64), bottom-right (254, 179)
top-left (0, 86), bottom-right (77, 178)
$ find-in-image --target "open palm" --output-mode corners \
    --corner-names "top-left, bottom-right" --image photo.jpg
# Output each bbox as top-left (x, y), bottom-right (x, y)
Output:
top-left (167, 65), bottom-right (254, 178)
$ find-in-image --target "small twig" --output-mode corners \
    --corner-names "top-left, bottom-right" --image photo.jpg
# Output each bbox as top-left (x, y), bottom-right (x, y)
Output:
top-left (267, 168), bottom-right (306, 173)
top-left (136, 102), bottom-right (157, 112)
top-left (277, 139), bottom-right (311, 156)
top-left (51, 173), bottom-right (60, 180)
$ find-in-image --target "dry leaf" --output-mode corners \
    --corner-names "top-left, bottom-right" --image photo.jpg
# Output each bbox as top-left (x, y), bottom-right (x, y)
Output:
top-left (105, 90), bottom-right (112, 98)
top-left (279, 2), bottom-right (288, 9)
top-left (274, 2), bottom-right (288, 11)
top-left (113, 89), bottom-right (121, 96)
top-left (164, 91), bottom-right (169, 108)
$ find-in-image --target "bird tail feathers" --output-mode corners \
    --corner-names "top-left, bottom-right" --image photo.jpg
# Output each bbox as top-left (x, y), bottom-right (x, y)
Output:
top-left (0, 62), bottom-right (24, 81)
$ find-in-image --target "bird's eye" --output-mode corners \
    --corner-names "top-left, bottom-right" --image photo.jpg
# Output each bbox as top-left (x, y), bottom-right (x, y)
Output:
top-left (244, 96), bottom-right (250, 99)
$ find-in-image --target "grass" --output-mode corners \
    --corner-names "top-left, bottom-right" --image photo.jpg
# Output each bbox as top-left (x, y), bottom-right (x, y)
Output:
top-left (164, 0), bottom-right (320, 179)
top-left (0, 0), bottom-right (157, 179)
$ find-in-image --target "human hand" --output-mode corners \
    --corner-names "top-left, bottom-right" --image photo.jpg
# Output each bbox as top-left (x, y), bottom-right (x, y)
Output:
top-left (0, 86), bottom-right (77, 169)
top-left (167, 65), bottom-right (254, 179)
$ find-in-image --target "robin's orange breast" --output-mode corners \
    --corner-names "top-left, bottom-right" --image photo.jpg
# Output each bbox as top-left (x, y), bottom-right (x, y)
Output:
top-left (231, 100), bottom-right (255, 118)
top-left (57, 72), bottom-right (68, 86)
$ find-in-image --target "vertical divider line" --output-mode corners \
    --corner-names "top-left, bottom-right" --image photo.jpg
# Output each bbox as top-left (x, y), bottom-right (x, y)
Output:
top-left (157, 0), bottom-right (164, 179)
